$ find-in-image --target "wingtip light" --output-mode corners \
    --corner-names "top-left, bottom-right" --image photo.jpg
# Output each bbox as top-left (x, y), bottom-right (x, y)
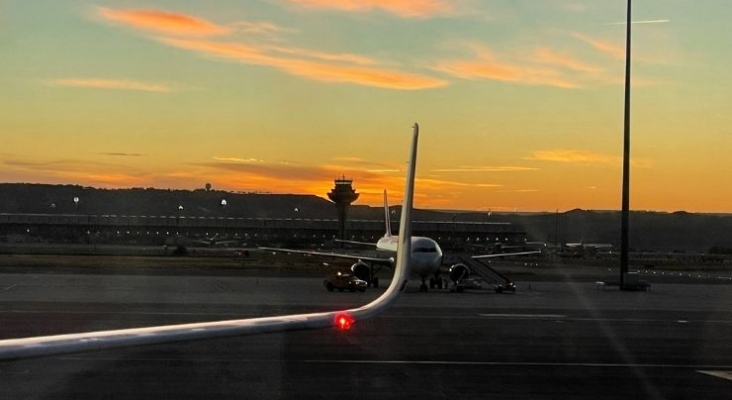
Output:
top-left (334, 313), bottom-right (355, 331)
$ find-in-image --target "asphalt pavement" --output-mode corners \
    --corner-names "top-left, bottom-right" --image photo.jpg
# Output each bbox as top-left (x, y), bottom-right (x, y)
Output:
top-left (0, 271), bottom-right (730, 399)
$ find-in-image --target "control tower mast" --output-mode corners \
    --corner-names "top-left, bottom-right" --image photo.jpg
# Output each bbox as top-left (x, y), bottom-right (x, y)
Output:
top-left (327, 176), bottom-right (359, 242)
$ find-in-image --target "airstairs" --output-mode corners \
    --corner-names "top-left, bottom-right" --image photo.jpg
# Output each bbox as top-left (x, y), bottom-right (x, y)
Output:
top-left (451, 254), bottom-right (516, 293)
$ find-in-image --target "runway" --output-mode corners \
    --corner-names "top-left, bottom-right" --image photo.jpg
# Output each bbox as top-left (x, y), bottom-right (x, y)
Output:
top-left (1, 271), bottom-right (731, 399)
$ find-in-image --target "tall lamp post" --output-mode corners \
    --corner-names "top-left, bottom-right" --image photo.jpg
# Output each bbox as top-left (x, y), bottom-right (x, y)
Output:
top-left (620, 0), bottom-right (632, 287)
top-left (176, 205), bottom-right (184, 236)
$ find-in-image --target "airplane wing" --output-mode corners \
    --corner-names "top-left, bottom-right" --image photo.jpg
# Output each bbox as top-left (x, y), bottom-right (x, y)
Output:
top-left (258, 246), bottom-right (394, 265)
top-left (0, 123), bottom-right (420, 361)
top-left (471, 250), bottom-right (542, 260)
top-left (334, 238), bottom-right (378, 247)
top-left (210, 240), bottom-right (241, 247)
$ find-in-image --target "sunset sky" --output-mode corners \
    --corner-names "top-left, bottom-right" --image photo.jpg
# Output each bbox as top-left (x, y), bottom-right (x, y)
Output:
top-left (2, 1), bottom-right (731, 212)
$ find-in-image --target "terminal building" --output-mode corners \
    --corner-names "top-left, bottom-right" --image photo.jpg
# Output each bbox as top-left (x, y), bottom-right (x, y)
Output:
top-left (0, 181), bottom-right (530, 251)
top-left (0, 213), bottom-right (528, 251)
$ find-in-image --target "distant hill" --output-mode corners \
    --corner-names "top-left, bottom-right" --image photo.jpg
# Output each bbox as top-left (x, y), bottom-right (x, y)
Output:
top-left (1, 184), bottom-right (732, 253)
top-left (0, 183), bottom-right (338, 219)
top-left (499, 209), bottom-right (732, 253)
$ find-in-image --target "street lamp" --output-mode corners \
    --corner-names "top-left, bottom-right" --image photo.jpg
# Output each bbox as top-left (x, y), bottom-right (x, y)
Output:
top-left (176, 205), bottom-right (184, 235)
top-left (620, 0), bottom-right (632, 287)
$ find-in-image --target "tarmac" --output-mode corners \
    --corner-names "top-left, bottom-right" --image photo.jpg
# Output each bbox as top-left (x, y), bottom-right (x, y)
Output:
top-left (0, 266), bottom-right (731, 399)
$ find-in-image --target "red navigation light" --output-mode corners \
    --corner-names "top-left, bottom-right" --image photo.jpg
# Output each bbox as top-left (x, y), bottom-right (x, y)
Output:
top-left (334, 313), bottom-right (355, 331)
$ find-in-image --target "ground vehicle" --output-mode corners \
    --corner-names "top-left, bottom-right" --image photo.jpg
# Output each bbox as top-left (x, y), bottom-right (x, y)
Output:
top-left (323, 271), bottom-right (368, 292)
top-left (450, 277), bottom-right (517, 293)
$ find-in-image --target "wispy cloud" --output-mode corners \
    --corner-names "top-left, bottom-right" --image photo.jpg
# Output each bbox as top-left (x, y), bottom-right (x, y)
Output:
top-left (266, 45), bottom-right (378, 66)
top-left (67, 173), bottom-right (150, 186)
top-left (527, 149), bottom-right (653, 168)
top-left (95, 7), bottom-right (446, 90)
top-left (330, 157), bottom-right (403, 171)
top-left (2, 158), bottom-right (151, 187)
top-left (213, 157), bottom-right (264, 163)
top-left (48, 78), bottom-right (171, 93)
top-left (497, 188), bottom-right (539, 193)
top-left (561, 2), bottom-right (588, 13)
top-left (287, 0), bottom-right (455, 18)
top-left (533, 47), bottom-right (603, 74)
top-left (195, 157), bottom-right (511, 207)
top-left (418, 178), bottom-right (502, 189)
top-left (528, 149), bottom-right (619, 164)
top-left (332, 156), bottom-right (367, 163)
top-left (432, 166), bottom-right (538, 173)
top-left (230, 21), bottom-right (293, 35)
top-left (435, 45), bottom-right (579, 89)
top-left (160, 37), bottom-right (447, 90)
top-left (572, 32), bottom-right (625, 59)
top-left (196, 158), bottom-right (407, 201)
top-left (97, 7), bottom-right (232, 36)
top-left (99, 152), bottom-right (145, 157)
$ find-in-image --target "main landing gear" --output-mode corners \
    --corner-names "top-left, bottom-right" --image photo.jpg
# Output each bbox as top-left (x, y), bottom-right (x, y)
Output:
top-left (419, 275), bottom-right (444, 292)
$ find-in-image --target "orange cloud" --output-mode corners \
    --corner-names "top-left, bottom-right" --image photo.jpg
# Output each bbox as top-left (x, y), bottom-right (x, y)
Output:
top-left (326, 158), bottom-right (403, 173)
top-left (231, 21), bottom-right (291, 35)
top-left (267, 46), bottom-right (377, 66)
top-left (192, 159), bottom-right (407, 204)
top-left (417, 178), bottom-right (501, 189)
top-left (48, 78), bottom-right (171, 92)
top-left (528, 149), bottom-right (619, 164)
top-left (288, 0), bottom-right (454, 18)
top-left (191, 158), bottom-right (515, 208)
top-left (572, 32), bottom-right (625, 59)
top-left (432, 166), bottom-right (538, 173)
top-left (436, 57), bottom-right (579, 89)
top-left (96, 7), bottom-right (445, 90)
top-left (527, 149), bottom-right (653, 168)
top-left (60, 172), bottom-right (150, 186)
top-left (97, 7), bottom-right (232, 36)
top-left (534, 47), bottom-right (603, 73)
top-left (3, 158), bottom-right (152, 188)
top-left (160, 38), bottom-right (447, 90)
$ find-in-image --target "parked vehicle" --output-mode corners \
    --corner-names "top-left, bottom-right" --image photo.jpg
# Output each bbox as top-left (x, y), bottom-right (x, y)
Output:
top-left (323, 271), bottom-right (368, 292)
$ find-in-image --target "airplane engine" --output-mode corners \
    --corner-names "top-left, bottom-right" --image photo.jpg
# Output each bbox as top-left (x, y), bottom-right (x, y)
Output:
top-left (448, 263), bottom-right (470, 283)
top-left (351, 261), bottom-right (371, 282)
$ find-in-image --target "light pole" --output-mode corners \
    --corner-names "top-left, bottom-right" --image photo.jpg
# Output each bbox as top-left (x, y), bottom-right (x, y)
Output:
top-left (176, 205), bottom-right (184, 236)
top-left (220, 199), bottom-right (228, 237)
top-left (555, 209), bottom-right (560, 248)
top-left (620, 0), bottom-right (632, 287)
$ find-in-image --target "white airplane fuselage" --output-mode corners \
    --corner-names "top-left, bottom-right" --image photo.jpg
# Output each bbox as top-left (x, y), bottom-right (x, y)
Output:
top-left (376, 235), bottom-right (443, 280)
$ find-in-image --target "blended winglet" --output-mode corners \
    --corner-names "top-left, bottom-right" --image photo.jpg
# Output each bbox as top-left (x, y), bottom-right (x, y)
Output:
top-left (348, 122), bottom-right (417, 319)
top-left (0, 123), bottom-right (420, 361)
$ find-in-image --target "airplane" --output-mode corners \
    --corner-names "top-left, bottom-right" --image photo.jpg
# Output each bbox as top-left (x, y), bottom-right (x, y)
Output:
top-left (261, 193), bottom-right (541, 293)
top-left (263, 190), bottom-right (445, 292)
top-left (565, 241), bottom-right (613, 249)
top-left (0, 124), bottom-right (420, 361)
top-left (193, 233), bottom-right (244, 247)
top-left (168, 233), bottom-right (244, 248)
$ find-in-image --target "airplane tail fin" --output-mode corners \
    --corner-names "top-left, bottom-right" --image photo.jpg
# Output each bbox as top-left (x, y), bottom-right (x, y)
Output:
top-left (383, 190), bottom-right (392, 237)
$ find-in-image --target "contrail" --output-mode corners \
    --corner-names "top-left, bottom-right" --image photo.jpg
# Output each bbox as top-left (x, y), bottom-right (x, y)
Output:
top-left (605, 19), bottom-right (670, 25)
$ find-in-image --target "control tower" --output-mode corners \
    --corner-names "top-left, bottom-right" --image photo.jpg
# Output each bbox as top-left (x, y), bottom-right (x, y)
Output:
top-left (327, 176), bottom-right (359, 242)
